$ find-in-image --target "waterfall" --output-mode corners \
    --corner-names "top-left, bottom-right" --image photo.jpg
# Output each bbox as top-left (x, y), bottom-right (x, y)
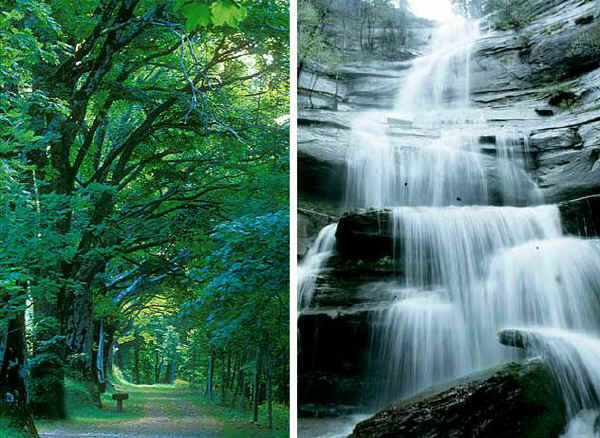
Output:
top-left (370, 291), bottom-right (472, 403)
top-left (301, 8), bottom-right (600, 437)
top-left (483, 239), bottom-right (600, 335)
top-left (500, 328), bottom-right (600, 437)
top-left (298, 223), bottom-right (337, 309)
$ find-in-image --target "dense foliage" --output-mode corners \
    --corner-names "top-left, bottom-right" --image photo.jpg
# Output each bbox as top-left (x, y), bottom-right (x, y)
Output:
top-left (0, 0), bottom-right (289, 434)
top-left (451, 0), bottom-right (532, 29)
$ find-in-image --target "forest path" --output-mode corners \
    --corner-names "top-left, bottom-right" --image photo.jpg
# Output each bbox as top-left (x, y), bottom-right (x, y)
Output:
top-left (38, 384), bottom-right (222, 438)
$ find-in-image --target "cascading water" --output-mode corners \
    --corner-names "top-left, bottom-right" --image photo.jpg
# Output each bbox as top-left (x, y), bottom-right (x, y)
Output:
top-left (298, 223), bottom-right (337, 309)
top-left (301, 9), bottom-right (600, 438)
top-left (499, 327), bottom-right (600, 437)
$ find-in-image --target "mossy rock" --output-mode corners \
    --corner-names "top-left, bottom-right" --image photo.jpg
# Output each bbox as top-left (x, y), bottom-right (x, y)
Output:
top-left (350, 360), bottom-right (567, 438)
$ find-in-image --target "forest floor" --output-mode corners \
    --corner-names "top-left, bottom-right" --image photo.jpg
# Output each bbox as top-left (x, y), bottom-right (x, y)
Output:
top-left (35, 380), bottom-right (287, 438)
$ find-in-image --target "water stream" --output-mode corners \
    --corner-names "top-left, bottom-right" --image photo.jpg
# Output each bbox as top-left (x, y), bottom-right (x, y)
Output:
top-left (300, 12), bottom-right (600, 438)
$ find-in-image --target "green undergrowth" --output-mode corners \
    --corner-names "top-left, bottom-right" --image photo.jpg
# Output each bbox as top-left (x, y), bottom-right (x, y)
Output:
top-left (189, 396), bottom-right (290, 438)
top-left (36, 374), bottom-right (146, 430)
top-left (0, 419), bottom-right (32, 438)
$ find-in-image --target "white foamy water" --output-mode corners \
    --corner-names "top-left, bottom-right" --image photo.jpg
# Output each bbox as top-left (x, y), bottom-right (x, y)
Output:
top-left (483, 239), bottom-right (600, 336)
top-left (561, 410), bottom-right (600, 438)
top-left (344, 18), bottom-right (539, 210)
top-left (298, 223), bottom-right (337, 310)
top-left (502, 328), bottom-right (600, 436)
top-left (398, 18), bottom-right (479, 110)
top-left (370, 291), bottom-right (472, 402)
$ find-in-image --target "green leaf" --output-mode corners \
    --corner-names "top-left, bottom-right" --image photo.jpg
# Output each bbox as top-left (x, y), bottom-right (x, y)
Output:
top-left (183, 3), bottom-right (212, 30)
top-left (210, 0), bottom-right (246, 27)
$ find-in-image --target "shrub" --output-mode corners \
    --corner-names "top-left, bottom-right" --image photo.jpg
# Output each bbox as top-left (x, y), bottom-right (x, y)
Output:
top-left (486, 0), bottom-right (532, 31)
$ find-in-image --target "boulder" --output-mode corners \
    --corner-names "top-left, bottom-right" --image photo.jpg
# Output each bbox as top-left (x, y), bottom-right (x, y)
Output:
top-left (350, 360), bottom-right (566, 438)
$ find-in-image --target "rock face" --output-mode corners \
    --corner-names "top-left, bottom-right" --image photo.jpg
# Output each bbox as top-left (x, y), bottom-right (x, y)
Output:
top-left (298, 7), bottom-right (433, 205)
top-left (299, 311), bottom-right (373, 415)
top-left (557, 194), bottom-right (600, 236)
top-left (299, 0), bottom-right (600, 209)
top-left (350, 360), bottom-right (567, 438)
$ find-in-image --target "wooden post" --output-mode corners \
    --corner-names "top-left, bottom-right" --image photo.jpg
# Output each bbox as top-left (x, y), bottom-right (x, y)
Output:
top-left (112, 393), bottom-right (129, 412)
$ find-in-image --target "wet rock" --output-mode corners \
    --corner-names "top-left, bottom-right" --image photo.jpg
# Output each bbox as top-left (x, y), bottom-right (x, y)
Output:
top-left (298, 209), bottom-right (337, 257)
top-left (298, 110), bottom-right (353, 130)
top-left (335, 209), bottom-right (394, 260)
top-left (298, 119), bottom-right (350, 204)
top-left (558, 194), bottom-right (600, 237)
top-left (298, 94), bottom-right (339, 111)
top-left (529, 128), bottom-right (582, 151)
top-left (470, 0), bottom-right (600, 95)
top-left (299, 66), bottom-right (348, 100)
top-left (498, 328), bottom-right (529, 349)
top-left (350, 360), bottom-right (566, 438)
top-left (535, 108), bottom-right (555, 117)
top-left (575, 15), bottom-right (594, 26)
top-left (307, 258), bottom-right (399, 308)
top-left (386, 118), bottom-right (413, 128)
top-left (300, 403), bottom-right (364, 418)
top-left (479, 135), bottom-right (496, 145)
top-left (535, 116), bottom-right (600, 202)
top-left (299, 148), bottom-right (347, 204)
top-left (299, 311), bottom-right (374, 410)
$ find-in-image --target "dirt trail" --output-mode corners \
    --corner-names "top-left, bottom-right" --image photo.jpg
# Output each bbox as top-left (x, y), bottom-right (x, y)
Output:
top-left (39, 386), bottom-right (222, 438)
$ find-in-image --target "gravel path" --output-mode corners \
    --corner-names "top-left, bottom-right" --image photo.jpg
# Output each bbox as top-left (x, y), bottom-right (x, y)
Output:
top-left (40, 387), bottom-right (221, 438)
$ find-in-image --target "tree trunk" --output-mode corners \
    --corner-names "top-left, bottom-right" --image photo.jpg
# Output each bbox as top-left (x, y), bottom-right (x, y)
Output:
top-left (253, 346), bottom-right (262, 423)
top-left (155, 351), bottom-right (162, 383)
top-left (164, 360), bottom-right (175, 384)
top-left (266, 351), bottom-right (273, 429)
top-left (97, 319), bottom-right (105, 386)
top-left (230, 353), bottom-right (238, 393)
top-left (205, 352), bottom-right (213, 400)
top-left (63, 283), bottom-right (101, 408)
top-left (220, 353), bottom-right (227, 404)
top-left (104, 328), bottom-right (115, 378)
top-left (93, 319), bottom-right (106, 407)
top-left (0, 305), bottom-right (39, 436)
top-left (226, 350), bottom-right (232, 390)
top-left (231, 362), bottom-right (240, 409)
top-left (240, 371), bottom-right (247, 410)
top-left (29, 298), bottom-right (67, 420)
top-left (170, 359), bottom-right (176, 383)
top-left (133, 332), bottom-right (141, 385)
top-left (164, 362), bottom-right (172, 384)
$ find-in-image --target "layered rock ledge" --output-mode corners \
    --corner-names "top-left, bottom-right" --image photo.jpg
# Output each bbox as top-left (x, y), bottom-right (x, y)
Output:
top-left (334, 195), bottom-right (600, 259)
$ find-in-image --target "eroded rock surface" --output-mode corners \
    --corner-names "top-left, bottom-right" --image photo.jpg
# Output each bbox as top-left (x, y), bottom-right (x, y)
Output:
top-left (350, 360), bottom-right (566, 438)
